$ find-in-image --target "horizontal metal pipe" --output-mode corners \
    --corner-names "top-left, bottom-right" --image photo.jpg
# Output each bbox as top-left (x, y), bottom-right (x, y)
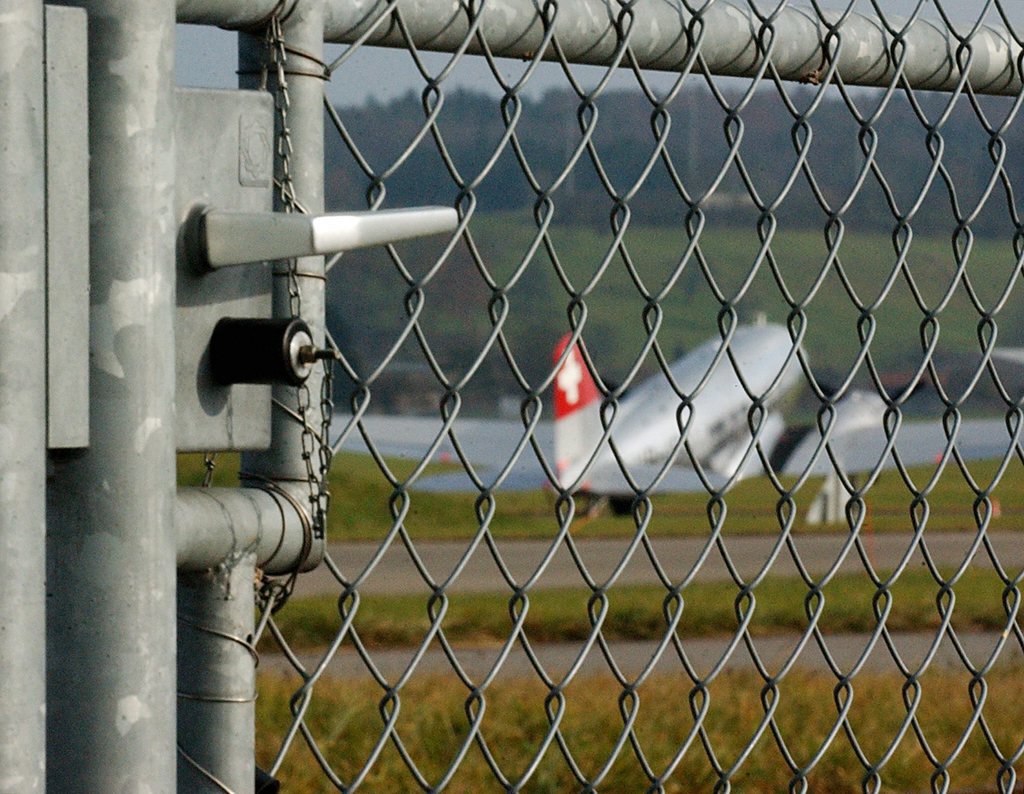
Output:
top-left (176, 0), bottom-right (289, 28)
top-left (176, 486), bottom-right (324, 574)
top-left (179, 0), bottom-right (1020, 95)
top-left (321, 0), bottom-right (1022, 95)
top-left (177, 0), bottom-right (1021, 93)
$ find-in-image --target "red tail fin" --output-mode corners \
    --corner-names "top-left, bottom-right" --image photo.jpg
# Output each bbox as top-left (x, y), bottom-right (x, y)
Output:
top-left (553, 333), bottom-right (600, 419)
top-left (553, 335), bottom-right (602, 486)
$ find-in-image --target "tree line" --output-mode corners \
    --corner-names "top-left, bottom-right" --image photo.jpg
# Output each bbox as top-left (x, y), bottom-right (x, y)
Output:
top-left (324, 84), bottom-right (1024, 416)
top-left (326, 84), bottom-right (1024, 237)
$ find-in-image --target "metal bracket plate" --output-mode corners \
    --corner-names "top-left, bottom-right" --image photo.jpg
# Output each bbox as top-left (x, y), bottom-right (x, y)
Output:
top-left (174, 88), bottom-right (274, 452)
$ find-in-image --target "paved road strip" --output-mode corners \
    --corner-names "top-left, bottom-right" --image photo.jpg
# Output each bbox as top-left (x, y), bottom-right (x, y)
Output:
top-left (259, 629), bottom-right (1024, 680)
top-left (292, 531), bottom-right (1023, 597)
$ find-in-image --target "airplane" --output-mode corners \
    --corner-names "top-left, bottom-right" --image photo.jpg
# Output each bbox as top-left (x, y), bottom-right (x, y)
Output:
top-left (332, 320), bottom-right (1019, 516)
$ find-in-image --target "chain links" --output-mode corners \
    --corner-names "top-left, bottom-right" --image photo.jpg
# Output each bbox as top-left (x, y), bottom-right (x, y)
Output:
top-left (254, 9), bottom-right (333, 616)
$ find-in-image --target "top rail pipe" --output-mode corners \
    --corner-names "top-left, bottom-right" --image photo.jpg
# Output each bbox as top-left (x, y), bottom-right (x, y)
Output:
top-left (179, 0), bottom-right (1023, 96)
top-left (177, 0), bottom-right (286, 29)
top-left (322, 0), bottom-right (1022, 94)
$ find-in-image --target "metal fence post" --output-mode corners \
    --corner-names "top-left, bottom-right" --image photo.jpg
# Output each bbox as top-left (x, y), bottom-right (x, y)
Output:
top-left (240, 0), bottom-right (327, 486)
top-left (177, 558), bottom-right (259, 792)
top-left (173, 7), bottom-right (327, 790)
top-left (238, 7), bottom-right (328, 781)
top-left (46, 0), bottom-right (179, 789)
top-left (0, 2), bottom-right (46, 791)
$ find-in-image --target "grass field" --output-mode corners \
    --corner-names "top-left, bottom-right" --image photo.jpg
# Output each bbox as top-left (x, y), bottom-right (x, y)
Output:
top-left (180, 450), bottom-right (1024, 543)
top-left (262, 565), bottom-right (1020, 651)
top-left (256, 667), bottom-right (1024, 792)
top-left (254, 554), bottom-right (1024, 791)
top-left (228, 447), bottom-right (1024, 791)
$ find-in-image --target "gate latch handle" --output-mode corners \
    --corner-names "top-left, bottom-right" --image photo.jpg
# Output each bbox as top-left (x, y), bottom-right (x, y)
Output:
top-left (186, 205), bottom-right (458, 270)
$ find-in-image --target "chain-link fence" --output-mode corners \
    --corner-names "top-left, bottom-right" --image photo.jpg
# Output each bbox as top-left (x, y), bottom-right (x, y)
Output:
top-left (237, 1), bottom-right (1024, 790)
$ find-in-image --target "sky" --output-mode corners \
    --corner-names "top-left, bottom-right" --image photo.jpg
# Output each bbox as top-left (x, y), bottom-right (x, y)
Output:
top-left (176, 1), bottom-right (1019, 106)
top-left (175, 22), bottom-right (690, 105)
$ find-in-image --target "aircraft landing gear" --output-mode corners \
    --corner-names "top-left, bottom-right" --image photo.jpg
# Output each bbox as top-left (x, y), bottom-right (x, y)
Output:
top-left (573, 492), bottom-right (608, 518)
top-left (608, 496), bottom-right (634, 516)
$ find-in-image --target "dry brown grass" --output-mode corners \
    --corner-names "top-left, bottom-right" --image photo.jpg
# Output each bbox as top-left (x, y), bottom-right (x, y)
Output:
top-left (257, 667), bottom-right (1024, 792)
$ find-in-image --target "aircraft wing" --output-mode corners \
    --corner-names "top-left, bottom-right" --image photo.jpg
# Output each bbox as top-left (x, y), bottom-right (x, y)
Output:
top-left (334, 404), bottom-right (1018, 497)
top-left (578, 461), bottom-right (729, 496)
top-left (332, 413), bottom-right (730, 495)
top-left (781, 415), bottom-right (1016, 478)
top-left (332, 413), bottom-right (556, 492)
top-left (333, 410), bottom-right (781, 496)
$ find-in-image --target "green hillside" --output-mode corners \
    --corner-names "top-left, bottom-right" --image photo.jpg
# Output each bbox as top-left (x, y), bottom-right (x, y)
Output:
top-left (328, 215), bottom-right (1024, 416)
top-left (323, 85), bottom-right (1024, 415)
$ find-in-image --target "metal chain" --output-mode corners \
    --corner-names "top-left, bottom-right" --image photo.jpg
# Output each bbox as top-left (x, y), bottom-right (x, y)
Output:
top-left (254, 9), bottom-right (333, 619)
top-left (271, 10), bottom-right (331, 545)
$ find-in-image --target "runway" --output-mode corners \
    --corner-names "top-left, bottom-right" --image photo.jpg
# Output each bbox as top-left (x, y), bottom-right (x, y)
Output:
top-left (293, 530), bottom-right (1024, 597)
top-left (270, 531), bottom-right (1024, 679)
top-left (260, 629), bottom-right (1023, 681)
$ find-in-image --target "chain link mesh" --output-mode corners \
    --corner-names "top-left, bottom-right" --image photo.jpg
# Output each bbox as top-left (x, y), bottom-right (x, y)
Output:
top-left (255, 2), bottom-right (1024, 790)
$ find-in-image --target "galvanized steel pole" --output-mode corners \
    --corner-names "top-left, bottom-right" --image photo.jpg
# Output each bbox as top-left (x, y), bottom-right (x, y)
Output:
top-left (176, 486), bottom-right (322, 574)
top-left (176, 6), bottom-right (326, 789)
top-left (0, 2), bottom-right (46, 791)
top-left (46, 0), bottom-right (179, 789)
top-left (176, 485), bottom-right (319, 790)
top-left (239, 2), bottom-right (327, 512)
top-left (177, 560), bottom-right (258, 792)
